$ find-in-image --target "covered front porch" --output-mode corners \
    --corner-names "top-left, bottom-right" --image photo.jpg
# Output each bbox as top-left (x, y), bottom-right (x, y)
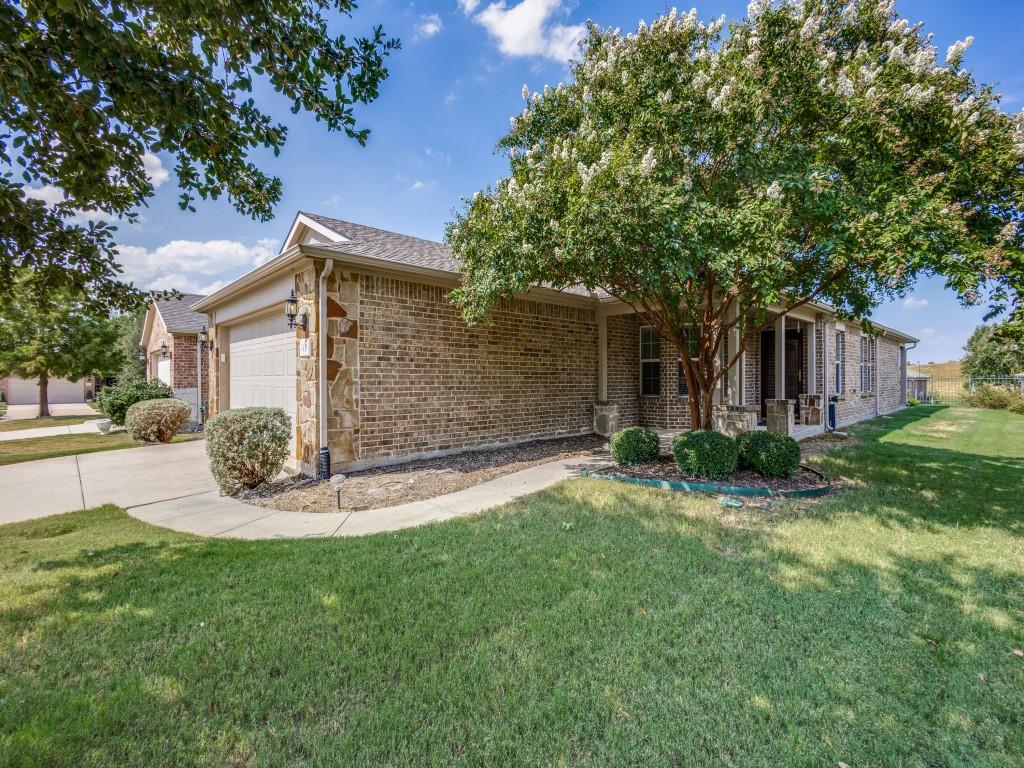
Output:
top-left (594, 304), bottom-right (828, 440)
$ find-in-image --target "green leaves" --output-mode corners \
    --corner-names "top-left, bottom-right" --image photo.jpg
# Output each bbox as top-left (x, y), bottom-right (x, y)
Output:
top-left (0, 0), bottom-right (398, 309)
top-left (447, 1), bottom-right (1023, 428)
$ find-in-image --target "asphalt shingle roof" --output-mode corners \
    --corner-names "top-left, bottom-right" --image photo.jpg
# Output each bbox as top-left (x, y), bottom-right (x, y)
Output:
top-left (156, 294), bottom-right (208, 332)
top-left (302, 212), bottom-right (461, 274)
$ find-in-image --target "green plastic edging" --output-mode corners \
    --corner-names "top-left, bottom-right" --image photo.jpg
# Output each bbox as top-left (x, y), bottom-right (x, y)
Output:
top-left (581, 465), bottom-right (831, 498)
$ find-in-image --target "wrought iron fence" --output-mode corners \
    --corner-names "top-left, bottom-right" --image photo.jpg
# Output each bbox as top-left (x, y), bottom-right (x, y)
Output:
top-left (906, 374), bottom-right (1024, 404)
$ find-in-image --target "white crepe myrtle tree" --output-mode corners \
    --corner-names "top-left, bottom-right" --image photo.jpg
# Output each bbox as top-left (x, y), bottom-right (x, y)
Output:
top-left (447, 0), bottom-right (1024, 429)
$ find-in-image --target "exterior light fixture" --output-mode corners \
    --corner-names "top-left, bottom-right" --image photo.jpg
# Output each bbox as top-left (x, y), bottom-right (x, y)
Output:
top-left (159, 341), bottom-right (170, 358)
top-left (284, 290), bottom-right (307, 331)
top-left (198, 325), bottom-right (209, 351)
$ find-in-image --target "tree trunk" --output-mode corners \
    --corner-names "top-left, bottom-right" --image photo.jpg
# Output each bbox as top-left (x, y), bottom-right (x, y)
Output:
top-left (37, 374), bottom-right (50, 418)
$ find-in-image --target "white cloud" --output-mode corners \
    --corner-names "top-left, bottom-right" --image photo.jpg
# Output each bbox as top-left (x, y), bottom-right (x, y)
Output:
top-left (902, 296), bottom-right (929, 310)
top-left (466, 0), bottom-right (585, 62)
top-left (320, 192), bottom-right (344, 209)
top-left (417, 13), bottom-right (443, 38)
top-left (444, 90), bottom-right (458, 105)
top-left (919, 327), bottom-right (937, 339)
top-left (142, 152), bottom-right (170, 188)
top-left (115, 237), bottom-right (280, 293)
top-left (408, 180), bottom-right (427, 191)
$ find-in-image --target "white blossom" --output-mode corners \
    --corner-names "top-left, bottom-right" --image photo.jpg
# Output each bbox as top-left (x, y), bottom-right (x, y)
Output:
top-left (522, 84), bottom-right (529, 100)
top-left (766, 180), bottom-right (782, 199)
top-left (800, 14), bottom-right (820, 41)
top-left (668, 52), bottom-right (678, 63)
top-left (640, 147), bottom-right (657, 175)
top-left (836, 74), bottom-right (854, 97)
top-left (998, 221), bottom-right (1018, 244)
top-left (692, 71), bottom-right (709, 89)
top-left (945, 36), bottom-right (974, 65)
top-left (658, 89), bottom-right (673, 105)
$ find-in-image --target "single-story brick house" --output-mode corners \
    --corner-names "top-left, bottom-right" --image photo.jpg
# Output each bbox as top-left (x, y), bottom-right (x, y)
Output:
top-left (140, 294), bottom-right (210, 425)
top-left (193, 212), bottom-right (917, 476)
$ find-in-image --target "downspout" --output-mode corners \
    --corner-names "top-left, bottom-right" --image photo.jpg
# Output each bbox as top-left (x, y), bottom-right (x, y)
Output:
top-left (874, 336), bottom-right (880, 417)
top-left (195, 333), bottom-right (202, 428)
top-left (903, 341), bottom-right (917, 405)
top-left (822, 324), bottom-right (831, 431)
top-left (317, 258), bottom-right (334, 479)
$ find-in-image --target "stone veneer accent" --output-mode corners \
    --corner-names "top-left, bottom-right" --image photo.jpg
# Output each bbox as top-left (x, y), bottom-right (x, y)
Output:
top-left (294, 265), bottom-right (320, 473)
top-left (324, 268), bottom-right (360, 466)
top-left (355, 275), bottom-right (597, 468)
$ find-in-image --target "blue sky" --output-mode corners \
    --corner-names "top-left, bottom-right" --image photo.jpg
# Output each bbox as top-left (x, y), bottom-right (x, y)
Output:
top-left (108, 0), bottom-right (1024, 363)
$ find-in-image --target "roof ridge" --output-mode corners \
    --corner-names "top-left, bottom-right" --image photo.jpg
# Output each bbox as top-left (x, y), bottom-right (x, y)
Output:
top-left (301, 210), bottom-right (448, 248)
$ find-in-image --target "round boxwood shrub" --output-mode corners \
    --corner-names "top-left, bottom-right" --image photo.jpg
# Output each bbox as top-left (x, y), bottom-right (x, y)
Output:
top-left (609, 426), bottom-right (660, 465)
top-left (206, 407), bottom-right (291, 494)
top-left (125, 398), bottom-right (191, 443)
top-left (672, 430), bottom-right (738, 479)
top-left (97, 379), bottom-right (174, 426)
top-left (736, 431), bottom-right (801, 478)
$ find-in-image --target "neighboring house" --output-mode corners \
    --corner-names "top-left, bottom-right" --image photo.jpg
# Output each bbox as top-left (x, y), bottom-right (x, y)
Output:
top-left (0, 375), bottom-right (93, 405)
top-left (194, 211), bottom-right (918, 476)
top-left (139, 294), bottom-right (209, 424)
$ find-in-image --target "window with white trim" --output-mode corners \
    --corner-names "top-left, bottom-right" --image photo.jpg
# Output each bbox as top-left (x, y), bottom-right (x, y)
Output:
top-left (640, 326), bottom-right (661, 396)
top-left (860, 335), bottom-right (876, 393)
top-left (835, 331), bottom-right (846, 394)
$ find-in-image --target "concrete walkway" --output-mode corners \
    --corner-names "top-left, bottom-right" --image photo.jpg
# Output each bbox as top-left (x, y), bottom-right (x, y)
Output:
top-left (0, 419), bottom-right (103, 441)
top-left (130, 455), bottom-right (608, 539)
top-left (0, 438), bottom-right (606, 538)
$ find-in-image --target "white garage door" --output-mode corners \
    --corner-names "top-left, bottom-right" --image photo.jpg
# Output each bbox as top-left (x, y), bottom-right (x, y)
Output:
top-left (7, 376), bottom-right (85, 404)
top-left (156, 358), bottom-right (172, 386)
top-left (228, 312), bottom-right (297, 454)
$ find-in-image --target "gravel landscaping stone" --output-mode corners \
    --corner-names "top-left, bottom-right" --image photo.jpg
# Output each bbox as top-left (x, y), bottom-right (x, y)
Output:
top-left (239, 435), bottom-right (607, 513)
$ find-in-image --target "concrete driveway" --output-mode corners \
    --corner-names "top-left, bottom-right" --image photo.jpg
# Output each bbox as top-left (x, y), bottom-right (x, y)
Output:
top-left (0, 440), bottom-right (216, 525)
top-left (1, 403), bottom-right (100, 420)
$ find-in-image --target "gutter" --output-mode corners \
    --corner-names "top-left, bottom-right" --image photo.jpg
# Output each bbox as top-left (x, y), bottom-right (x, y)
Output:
top-left (317, 257), bottom-right (334, 479)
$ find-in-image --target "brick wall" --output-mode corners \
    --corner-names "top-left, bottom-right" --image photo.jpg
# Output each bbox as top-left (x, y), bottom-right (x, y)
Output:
top-left (144, 307), bottom-right (208, 414)
top-left (823, 320), bottom-right (906, 427)
top-left (354, 274), bottom-right (598, 467)
top-left (606, 314), bottom-right (639, 428)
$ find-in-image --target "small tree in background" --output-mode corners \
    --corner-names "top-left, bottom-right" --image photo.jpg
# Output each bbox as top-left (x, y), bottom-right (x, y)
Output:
top-left (114, 309), bottom-right (148, 382)
top-left (0, 272), bottom-right (122, 417)
top-left (447, 0), bottom-right (1024, 429)
top-left (962, 323), bottom-right (1024, 377)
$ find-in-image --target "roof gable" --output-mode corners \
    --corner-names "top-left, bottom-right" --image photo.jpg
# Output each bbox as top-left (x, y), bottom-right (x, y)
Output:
top-left (152, 294), bottom-right (208, 333)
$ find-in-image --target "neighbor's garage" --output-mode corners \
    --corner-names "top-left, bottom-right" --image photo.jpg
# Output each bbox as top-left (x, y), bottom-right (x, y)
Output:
top-left (227, 311), bottom-right (297, 453)
top-left (5, 376), bottom-right (86, 405)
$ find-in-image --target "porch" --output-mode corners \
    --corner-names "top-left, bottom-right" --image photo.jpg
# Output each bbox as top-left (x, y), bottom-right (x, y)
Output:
top-left (594, 307), bottom-right (829, 440)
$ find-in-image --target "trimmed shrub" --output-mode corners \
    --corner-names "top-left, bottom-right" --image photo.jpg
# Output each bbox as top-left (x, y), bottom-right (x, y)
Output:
top-left (97, 379), bottom-right (174, 426)
top-left (907, 397), bottom-right (921, 407)
top-left (1010, 399), bottom-right (1024, 415)
top-left (609, 426), bottom-right (660, 465)
top-left (672, 430), bottom-right (738, 480)
top-left (206, 407), bottom-right (291, 494)
top-left (125, 398), bottom-right (191, 443)
top-left (737, 431), bottom-right (801, 478)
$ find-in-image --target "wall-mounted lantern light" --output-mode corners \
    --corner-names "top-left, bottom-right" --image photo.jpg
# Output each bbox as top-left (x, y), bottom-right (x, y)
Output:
top-left (284, 290), bottom-right (307, 331)
top-left (159, 341), bottom-right (170, 358)
top-left (198, 326), bottom-right (209, 352)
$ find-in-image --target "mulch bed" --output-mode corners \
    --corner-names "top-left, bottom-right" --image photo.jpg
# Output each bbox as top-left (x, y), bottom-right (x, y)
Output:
top-left (594, 458), bottom-right (826, 493)
top-left (240, 434), bottom-right (607, 513)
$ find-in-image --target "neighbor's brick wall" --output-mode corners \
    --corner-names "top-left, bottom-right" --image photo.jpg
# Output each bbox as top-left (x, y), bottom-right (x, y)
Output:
top-left (355, 275), bottom-right (598, 466)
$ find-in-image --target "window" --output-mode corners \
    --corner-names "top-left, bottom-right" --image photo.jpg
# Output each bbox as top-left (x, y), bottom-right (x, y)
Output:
top-left (835, 331), bottom-right (845, 394)
top-left (677, 326), bottom-right (706, 396)
top-left (640, 326), bottom-right (661, 396)
top-left (860, 336), bottom-right (876, 393)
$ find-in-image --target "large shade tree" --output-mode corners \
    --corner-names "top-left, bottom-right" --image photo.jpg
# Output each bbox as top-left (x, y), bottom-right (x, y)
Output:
top-left (1, 0), bottom-right (398, 310)
top-left (962, 323), bottom-right (1024, 378)
top-left (447, 0), bottom-right (1024, 428)
top-left (0, 272), bottom-right (122, 417)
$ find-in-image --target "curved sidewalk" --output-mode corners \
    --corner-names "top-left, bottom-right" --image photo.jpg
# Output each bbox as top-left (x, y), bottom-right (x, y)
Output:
top-left (128, 455), bottom-right (609, 540)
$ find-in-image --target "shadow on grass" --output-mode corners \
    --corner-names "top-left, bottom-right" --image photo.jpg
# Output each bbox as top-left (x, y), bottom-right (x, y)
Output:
top-left (1, 479), bottom-right (1022, 766)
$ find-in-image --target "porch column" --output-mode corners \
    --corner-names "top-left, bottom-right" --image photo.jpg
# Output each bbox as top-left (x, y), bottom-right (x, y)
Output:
top-left (806, 319), bottom-right (817, 395)
top-left (774, 315), bottom-right (786, 399)
top-left (597, 312), bottom-right (608, 402)
top-left (727, 302), bottom-right (743, 405)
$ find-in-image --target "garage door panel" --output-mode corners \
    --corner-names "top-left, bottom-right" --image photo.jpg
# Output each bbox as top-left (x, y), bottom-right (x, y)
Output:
top-left (228, 313), bottom-right (297, 455)
top-left (7, 376), bottom-right (85, 404)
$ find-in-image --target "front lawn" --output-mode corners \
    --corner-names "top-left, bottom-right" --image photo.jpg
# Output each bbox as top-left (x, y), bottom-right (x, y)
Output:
top-left (1, 407), bottom-right (1021, 766)
top-left (0, 415), bottom-right (98, 433)
top-left (0, 432), bottom-right (202, 466)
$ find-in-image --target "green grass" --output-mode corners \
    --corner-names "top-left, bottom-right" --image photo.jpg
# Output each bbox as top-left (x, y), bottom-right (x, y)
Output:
top-left (0, 407), bottom-right (1021, 766)
top-left (0, 432), bottom-right (202, 465)
top-left (0, 415), bottom-right (98, 433)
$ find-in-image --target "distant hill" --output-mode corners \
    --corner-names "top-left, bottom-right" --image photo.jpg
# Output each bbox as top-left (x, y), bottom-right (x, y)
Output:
top-left (907, 360), bottom-right (962, 377)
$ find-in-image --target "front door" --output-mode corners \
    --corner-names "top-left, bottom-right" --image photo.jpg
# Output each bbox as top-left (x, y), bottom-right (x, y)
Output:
top-left (785, 328), bottom-right (803, 417)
